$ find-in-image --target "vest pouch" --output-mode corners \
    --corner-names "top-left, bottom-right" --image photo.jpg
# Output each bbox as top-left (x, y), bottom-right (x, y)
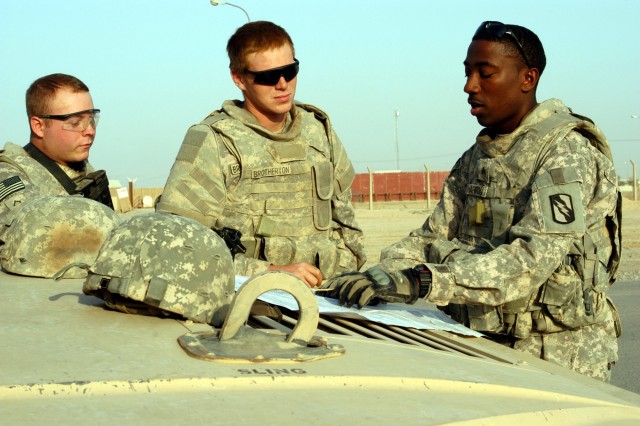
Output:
top-left (439, 303), bottom-right (469, 326)
top-left (262, 236), bottom-right (296, 266)
top-left (594, 244), bottom-right (613, 293)
top-left (467, 304), bottom-right (503, 333)
top-left (491, 202), bottom-right (514, 245)
top-left (312, 163), bottom-right (333, 231)
top-left (540, 263), bottom-right (597, 329)
top-left (502, 296), bottom-right (533, 339)
top-left (510, 312), bottom-right (532, 339)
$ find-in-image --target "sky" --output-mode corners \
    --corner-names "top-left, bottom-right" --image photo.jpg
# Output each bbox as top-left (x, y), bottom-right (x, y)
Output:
top-left (1, 0), bottom-right (639, 188)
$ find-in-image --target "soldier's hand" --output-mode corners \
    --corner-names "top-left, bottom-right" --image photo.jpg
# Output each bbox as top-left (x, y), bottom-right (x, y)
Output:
top-left (319, 264), bottom-right (430, 309)
top-left (268, 262), bottom-right (323, 288)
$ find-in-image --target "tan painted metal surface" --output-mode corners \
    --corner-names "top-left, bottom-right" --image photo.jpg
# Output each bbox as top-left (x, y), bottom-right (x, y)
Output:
top-left (2, 272), bottom-right (640, 425)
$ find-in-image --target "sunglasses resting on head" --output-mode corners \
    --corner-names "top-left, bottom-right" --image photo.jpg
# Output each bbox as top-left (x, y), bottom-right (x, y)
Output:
top-left (475, 21), bottom-right (532, 69)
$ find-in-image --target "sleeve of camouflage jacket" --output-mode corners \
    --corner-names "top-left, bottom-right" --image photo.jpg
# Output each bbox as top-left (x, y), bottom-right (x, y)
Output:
top-left (381, 132), bottom-right (618, 308)
top-left (379, 146), bottom-right (472, 272)
top-left (329, 129), bottom-right (366, 271)
top-left (0, 164), bottom-right (30, 215)
top-left (156, 125), bottom-right (225, 226)
top-left (0, 162), bottom-right (42, 242)
top-left (156, 125), bottom-right (273, 276)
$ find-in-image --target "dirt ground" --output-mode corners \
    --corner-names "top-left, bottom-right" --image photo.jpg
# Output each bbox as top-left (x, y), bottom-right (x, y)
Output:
top-left (353, 197), bottom-right (640, 281)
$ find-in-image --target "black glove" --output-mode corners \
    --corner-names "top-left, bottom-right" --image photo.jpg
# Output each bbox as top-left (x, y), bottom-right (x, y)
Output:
top-left (320, 264), bottom-right (431, 309)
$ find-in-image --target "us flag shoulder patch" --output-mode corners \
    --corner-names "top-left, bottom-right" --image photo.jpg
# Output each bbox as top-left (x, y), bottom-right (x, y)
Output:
top-left (0, 176), bottom-right (26, 201)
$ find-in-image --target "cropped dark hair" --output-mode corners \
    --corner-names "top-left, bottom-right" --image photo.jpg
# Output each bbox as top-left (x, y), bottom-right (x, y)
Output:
top-left (473, 23), bottom-right (546, 75)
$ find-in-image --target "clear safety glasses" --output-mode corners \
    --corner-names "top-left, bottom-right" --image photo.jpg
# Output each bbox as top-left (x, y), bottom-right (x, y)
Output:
top-left (38, 109), bottom-right (100, 132)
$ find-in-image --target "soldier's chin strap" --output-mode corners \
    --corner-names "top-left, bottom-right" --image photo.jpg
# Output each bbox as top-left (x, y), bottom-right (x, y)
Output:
top-left (24, 142), bottom-right (114, 210)
top-left (52, 262), bottom-right (90, 280)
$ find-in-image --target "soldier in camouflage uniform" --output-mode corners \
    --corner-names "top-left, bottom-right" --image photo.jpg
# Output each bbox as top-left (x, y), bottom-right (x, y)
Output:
top-left (321, 22), bottom-right (621, 382)
top-left (0, 73), bottom-right (112, 244)
top-left (157, 21), bottom-right (365, 287)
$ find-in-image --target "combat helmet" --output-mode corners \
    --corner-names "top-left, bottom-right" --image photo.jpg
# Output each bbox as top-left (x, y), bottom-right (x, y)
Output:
top-left (1, 195), bottom-right (120, 278)
top-left (83, 212), bottom-right (234, 325)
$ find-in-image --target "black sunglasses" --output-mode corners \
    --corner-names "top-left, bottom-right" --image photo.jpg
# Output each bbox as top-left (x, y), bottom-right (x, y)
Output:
top-left (475, 21), bottom-right (532, 68)
top-left (244, 59), bottom-right (299, 86)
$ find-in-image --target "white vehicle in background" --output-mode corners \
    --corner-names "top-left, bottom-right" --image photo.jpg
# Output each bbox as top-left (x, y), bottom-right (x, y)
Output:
top-left (2, 271), bottom-right (640, 425)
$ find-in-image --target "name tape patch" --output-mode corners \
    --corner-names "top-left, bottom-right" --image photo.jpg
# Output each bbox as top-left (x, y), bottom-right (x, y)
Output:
top-left (251, 166), bottom-right (291, 179)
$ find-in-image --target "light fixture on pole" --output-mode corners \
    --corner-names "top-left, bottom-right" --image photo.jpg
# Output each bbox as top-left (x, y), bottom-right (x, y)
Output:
top-left (210, 1), bottom-right (250, 22)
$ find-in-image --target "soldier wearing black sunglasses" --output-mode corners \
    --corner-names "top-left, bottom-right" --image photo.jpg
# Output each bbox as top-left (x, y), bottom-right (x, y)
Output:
top-left (321, 21), bottom-right (621, 383)
top-left (158, 21), bottom-right (366, 287)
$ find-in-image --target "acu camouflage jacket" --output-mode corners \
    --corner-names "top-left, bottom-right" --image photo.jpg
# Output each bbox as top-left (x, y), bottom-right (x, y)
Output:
top-left (380, 99), bottom-right (621, 337)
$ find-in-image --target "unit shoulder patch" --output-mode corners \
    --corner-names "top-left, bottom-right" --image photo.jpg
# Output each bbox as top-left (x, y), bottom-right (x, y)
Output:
top-left (549, 193), bottom-right (575, 224)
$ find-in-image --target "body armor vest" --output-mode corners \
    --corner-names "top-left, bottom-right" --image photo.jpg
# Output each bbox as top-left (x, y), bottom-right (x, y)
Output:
top-left (446, 111), bottom-right (621, 338)
top-left (205, 106), bottom-right (346, 277)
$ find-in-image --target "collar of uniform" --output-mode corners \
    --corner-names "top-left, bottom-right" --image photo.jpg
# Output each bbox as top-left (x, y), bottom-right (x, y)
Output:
top-left (474, 99), bottom-right (567, 158)
top-left (476, 129), bottom-right (518, 158)
top-left (222, 100), bottom-right (302, 142)
top-left (59, 162), bottom-right (88, 181)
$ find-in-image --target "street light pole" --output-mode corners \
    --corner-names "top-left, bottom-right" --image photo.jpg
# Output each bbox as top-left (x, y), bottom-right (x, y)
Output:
top-left (394, 110), bottom-right (400, 170)
top-left (210, 1), bottom-right (250, 21)
top-left (631, 160), bottom-right (637, 202)
top-left (632, 114), bottom-right (639, 201)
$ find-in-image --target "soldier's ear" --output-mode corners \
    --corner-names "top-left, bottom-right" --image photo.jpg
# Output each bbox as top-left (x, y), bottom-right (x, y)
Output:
top-left (521, 67), bottom-right (540, 93)
top-left (231, 70), bottom-right (247, 92)
top-left (30, 116), bottom-right (46, 138)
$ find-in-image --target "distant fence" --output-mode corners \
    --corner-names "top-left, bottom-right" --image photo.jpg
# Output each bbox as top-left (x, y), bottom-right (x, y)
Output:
top-left (113, 170), bottom-right (450, 213)
top-left (351, 171), bottom-right (449, 203)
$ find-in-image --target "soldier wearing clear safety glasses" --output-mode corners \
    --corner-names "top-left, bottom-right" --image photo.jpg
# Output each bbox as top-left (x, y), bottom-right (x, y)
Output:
top-left (158, 21), bottom-right (365, 287)
top-left (0, 73), bottom-right (114, 242)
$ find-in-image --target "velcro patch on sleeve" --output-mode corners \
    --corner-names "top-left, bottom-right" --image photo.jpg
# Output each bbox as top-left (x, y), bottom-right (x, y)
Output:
top-left (535, 180), bottom-right (585, 233)
top-left (0, 176), bottom-right (25, 201)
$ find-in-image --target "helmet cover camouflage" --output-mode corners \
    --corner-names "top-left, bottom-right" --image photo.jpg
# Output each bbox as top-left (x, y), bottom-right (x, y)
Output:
top-left (83, 212), bottom-right (234, 324)
top-left (1, 195), bottom-right (120, 278)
